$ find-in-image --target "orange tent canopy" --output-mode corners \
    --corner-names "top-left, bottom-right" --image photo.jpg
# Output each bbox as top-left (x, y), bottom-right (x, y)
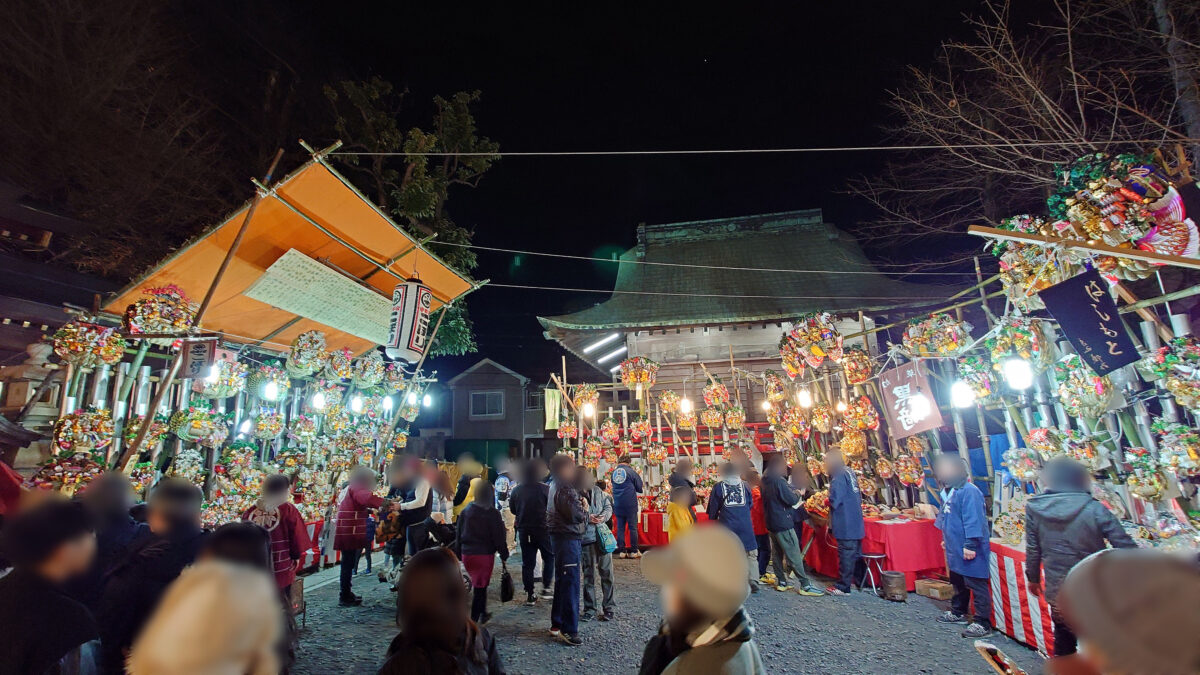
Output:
top-left (103, 152), bottom-right (475, 355)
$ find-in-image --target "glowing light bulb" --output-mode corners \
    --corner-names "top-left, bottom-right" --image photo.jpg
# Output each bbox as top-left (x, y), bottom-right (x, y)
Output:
top-left (205, 364), bottom-right (220, 383)
top-left (263, 381), bottom-right (279, 401)
top-left (423, 393), bottom-right (432, 407)
top-left (238, 419), bottom-right (251, 434)
top-left (680, 398), bottom-right (693, 414)
top-left (836, 400), bottom-right (848, 413)
top-left (311, 391), bottom-right (327, 411)
top-left (951, 380), bottom-right (976, 408)
top-left (909, 390), bottom-right (932, 420)
top-left (797, 389), bottom-right (813, 408)
top-left (761, 400), bottom-right (772, 411)
top-left (582, 402), bottom-right (595, 417)
top-left (350, 395), bottom-right (364, 414)
top-left (407, 392), bottom-right (418, 405)
top-left (382, 396), bottom-right (393, 411)
top-left (1003, 358), bottom-right (1033, 390)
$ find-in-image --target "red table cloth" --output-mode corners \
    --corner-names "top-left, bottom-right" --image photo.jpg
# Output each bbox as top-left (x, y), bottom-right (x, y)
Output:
top-left (630, 511), bottom-right (710, 547)
top-left (801, 518), bottom-right (946, 591)
top-left (990, 539), bottom-right (1056, 655)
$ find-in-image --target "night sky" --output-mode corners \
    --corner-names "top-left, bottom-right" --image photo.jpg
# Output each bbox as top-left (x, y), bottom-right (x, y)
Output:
top-left (263, 2), bottom-right (982, 380)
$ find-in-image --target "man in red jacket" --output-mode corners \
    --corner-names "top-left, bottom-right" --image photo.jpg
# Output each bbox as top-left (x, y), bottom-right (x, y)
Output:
top-left (333, 467), bottom-right (386, 606)
top-left (243, 474), bottom-right (312, 597)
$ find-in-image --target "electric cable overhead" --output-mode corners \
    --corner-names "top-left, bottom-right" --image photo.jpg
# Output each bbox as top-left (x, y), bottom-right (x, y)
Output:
top-left (482, 282), bottom-right (948, 301)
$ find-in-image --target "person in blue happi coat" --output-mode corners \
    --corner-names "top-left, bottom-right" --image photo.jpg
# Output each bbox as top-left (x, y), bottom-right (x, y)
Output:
top-left (707, 462), bottom-right (760, 592)
top-left (824, 450), bottom-right (865, 596)
top-left (610, 453), bottom-right (644, 558)
top-left (933, 453), bottom-right (993, 638)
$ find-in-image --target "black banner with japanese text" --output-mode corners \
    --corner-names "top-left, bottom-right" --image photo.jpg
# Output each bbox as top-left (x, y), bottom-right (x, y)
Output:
top-left (1038, 269), bottom-right (1139, 375)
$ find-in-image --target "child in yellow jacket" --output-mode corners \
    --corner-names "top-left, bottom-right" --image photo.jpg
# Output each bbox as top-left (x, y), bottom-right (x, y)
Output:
top-left (666, 486), bottom-right (696, 542)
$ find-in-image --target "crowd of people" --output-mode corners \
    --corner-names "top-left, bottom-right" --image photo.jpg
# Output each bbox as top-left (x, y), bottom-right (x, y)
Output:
top-left (0, 447), bottom-right (1196, 674)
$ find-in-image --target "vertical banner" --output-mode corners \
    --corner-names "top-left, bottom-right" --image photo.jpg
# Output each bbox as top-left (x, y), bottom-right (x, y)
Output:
top-left (1037, 269), bottom-right (1139, 375)
top-left (878, 361), bottom-right (944, 439)
top-left (544, 389), bottom-right (562, 430)
top-left (180, 340), bottom-right (216, 380)
top-left (385, 278), bottom-right (434, 364)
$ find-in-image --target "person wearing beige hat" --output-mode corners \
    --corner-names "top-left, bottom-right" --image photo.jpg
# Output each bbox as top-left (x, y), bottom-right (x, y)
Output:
top-left (638, 526), bottom-right (766, 675)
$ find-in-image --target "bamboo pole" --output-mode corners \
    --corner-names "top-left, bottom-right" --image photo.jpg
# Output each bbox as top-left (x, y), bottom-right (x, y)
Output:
top-left (119, 150), bottom-right (285, 470)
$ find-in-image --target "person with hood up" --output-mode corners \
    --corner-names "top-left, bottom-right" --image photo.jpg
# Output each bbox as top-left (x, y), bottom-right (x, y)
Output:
top-left (378, 547), bottom-right (506, 675)
top-left (610, 453), bottom-right (644, 558)
top-left (243, 473), bottom-right (312, 594)
top-left (638, 526), bottom-right (766, 675)
top-left (824, 450), bottom-right (865, 597)
top-left (1024, 457), bottom-right (1136, 656)
top-left (509, 459), bottom-right (553, 605)
top-left (759, 454), bottom-right (822, 595)
top-left (452, 457), bottom-right (484, 521)
top-left (932, 454), bottom-right (993, 638)
top-left (333, 466), bottom-right (387, 607)
top-left (456, 481), bottom-right (509, 624)
top-left (546, 453), bottom-right (588, 646)
top-left (72, 471), bottom-right (149, 610)
top-left (577, 468), bottom-right (615, 621)
top-left (707, 462), bottom-right (759, 592)
top-left (0, 499), bottom-right (99, 675)
top-left (126, 522), bottom-right (284, 675)
top-left (98, 477), bottom-right (207, 674)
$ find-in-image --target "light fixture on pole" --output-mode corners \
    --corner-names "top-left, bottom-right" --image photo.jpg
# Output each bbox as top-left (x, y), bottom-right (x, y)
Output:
top-left (263, 381), bottom-right (280, 402)
top-left (311, 391), bottom-right (327, 411)
top-left (423, 393), bottom-right (432, 407)
top-left (796, 389), bottom-right (813, 408)
top-left (350, 395), bottom-right (364, 414)
top-left (680, 398), bottom-right (693, 414)
top-left (381, 395), bottom-right (393, 411)
top-left (761, 400), bottom-right (771, 411)
top-left (908, 388), bottom-right (932, 420)
top-left (582, 402), bottom-right (596, 417)
top-left (835, 400), bottom-right (848, 413)
top-left (1003, 358), bottom-right (1034, 390)
top-left (950, 380), bottom-right (976, 408)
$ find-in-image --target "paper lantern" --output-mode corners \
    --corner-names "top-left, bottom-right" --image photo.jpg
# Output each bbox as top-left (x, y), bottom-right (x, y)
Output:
top-left (385, 278), bottom-right (434, 364)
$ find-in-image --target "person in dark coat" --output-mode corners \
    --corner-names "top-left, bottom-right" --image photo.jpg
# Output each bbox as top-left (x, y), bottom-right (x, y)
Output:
top-left (824, 450), bottom-right (865, 596)
top-left (97, 478), bottom-right (207, 674)
top-left (707, 462), bottom-right (759, 592)
top-left (610, 453), bottom-right (643, 558)
top-left (378, 547), bottom-right (506, 675)
top-left (546, 453), bottom-right (587, 646)
top-left (667, 457), bottom-right (696, 508)
top-left (1025, 457), bottom-right (1137, 655)
top-left (72, 471), bottom-right (149, 610)
top-left (0, 499), bottom-right (99, 675)
top-left (456, 482), bottom-right (510, 624)
top-left (932, 454), bottom-right (993, 638)
top-left (243, 473), bottom-right (312, 593)
top-left (760, 454), bottom-right (822, 595)
top-left (333, 466), bottom-right (386, 606)
top-left (509, 458), bottom-right (553, 604)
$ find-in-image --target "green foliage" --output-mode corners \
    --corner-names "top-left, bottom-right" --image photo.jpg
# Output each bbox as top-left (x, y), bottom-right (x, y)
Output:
top-left (324, 79), bottom-right (498, 356)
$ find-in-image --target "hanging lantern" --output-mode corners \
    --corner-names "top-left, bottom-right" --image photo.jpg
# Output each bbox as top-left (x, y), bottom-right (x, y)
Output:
top-left (599, 417), bottom-right (621, 441)
top-left (52, 320), bottom-right (126, 368)
top-left (658, 390), bottom-right (681, 413)
top-left (324, 348), bottom-right (354, 382)
top-left (628, 417), bottom-right (652, 440)
top-left (724, 406), bottom-right (746, 430)
top-left (840, 347), bottom-right (873, 386)
top-left (197, 358), bottom-right (247, 399)
top-left (619, 356), bottom-right (658, 399)
top-left (557, 418), bottom-right (579, 440)
top-left (122, 285), bottom-right (196, 347)
top-left (700, 407), bottom-right (724, 428)
top-left (385, 277), bottom-right (434, 364)
top-left (703, 380), bottom-right (730, 407)
top-left (352, 351), bottom-right (387, 389)
top-left (286, 331), bottom-right (328, 379)
top-left (764, 370), bottom-right (787, 402)
top-left (840, 429), bottom-right (868, 461)
top-left (53, 408), bottom-right (114, 455)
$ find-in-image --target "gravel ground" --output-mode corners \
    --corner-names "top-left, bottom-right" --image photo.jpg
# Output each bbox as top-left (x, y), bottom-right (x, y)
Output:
top-left (294, 550), bottom-right (1045, 674)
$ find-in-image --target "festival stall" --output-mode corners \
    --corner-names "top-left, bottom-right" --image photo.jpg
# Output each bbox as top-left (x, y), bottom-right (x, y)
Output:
top-left (19, 144), bottom-right (477, 554)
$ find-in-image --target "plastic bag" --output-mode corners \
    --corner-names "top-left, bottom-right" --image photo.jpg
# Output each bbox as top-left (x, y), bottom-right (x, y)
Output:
top-left (597, 522), bottom-right (618, 554)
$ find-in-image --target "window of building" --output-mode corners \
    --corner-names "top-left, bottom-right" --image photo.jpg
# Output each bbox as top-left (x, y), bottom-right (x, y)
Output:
top-left (469, 390), bottom-right (504, 418)
top-left (526, 388), bottom-right (544, 410)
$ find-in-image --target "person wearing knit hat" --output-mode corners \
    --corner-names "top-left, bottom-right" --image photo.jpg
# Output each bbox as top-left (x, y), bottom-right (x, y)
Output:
top-left (1050, 548), bottom-right (1200, 675)
top-left (638, 526), bottom-right (766, 674)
